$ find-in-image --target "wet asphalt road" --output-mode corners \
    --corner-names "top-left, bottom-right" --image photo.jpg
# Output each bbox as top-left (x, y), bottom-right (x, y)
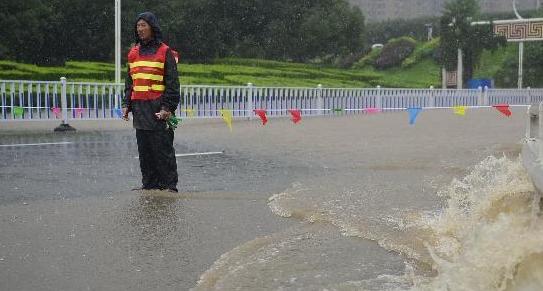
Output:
top-left (0, 129), bottom-right (300, 291)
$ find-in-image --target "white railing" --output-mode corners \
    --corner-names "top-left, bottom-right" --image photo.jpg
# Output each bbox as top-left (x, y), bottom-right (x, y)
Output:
top-left (2, 78), bottom-right (543, 121)
top-left (0, 78), bottom-right (123, 121)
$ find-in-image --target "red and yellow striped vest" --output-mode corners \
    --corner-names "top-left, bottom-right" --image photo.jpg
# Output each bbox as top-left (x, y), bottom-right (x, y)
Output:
top-left (128, 43), bottom-right (169, 101)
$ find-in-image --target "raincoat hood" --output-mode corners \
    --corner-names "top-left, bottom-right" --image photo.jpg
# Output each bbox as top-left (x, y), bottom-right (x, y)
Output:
top-left (134, 11), bottom-right (163, 44)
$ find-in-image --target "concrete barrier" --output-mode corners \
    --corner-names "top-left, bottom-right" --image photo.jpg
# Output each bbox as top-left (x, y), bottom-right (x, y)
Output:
top-left (522, 103), bottom-right (543, 209)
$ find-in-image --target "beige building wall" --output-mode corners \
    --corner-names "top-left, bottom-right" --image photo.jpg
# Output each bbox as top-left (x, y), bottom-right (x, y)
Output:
top-left (350, 0), bottom-right (540, 22)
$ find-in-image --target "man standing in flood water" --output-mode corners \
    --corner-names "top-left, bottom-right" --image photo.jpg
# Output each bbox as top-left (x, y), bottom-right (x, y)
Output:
top-left (121, 12), bottom-right (180, 192)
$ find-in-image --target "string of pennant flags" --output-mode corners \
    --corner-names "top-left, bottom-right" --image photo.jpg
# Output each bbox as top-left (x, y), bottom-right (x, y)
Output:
top-left (2, 104), bottom-right (520, 130)
top-left (215, 104), bottom-right (516, 130)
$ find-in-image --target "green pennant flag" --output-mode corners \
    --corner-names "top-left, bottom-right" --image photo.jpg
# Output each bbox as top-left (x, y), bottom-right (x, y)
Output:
top-left (13, 106), bottom-right (24, 118)
top-left (166, 115), bottom-right (182, 130)
top-left (332, 108), bottom-right (343, 113)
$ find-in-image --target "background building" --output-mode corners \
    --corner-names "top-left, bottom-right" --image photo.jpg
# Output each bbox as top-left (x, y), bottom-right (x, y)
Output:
top-left (350, 0), bottom-right (540, 22)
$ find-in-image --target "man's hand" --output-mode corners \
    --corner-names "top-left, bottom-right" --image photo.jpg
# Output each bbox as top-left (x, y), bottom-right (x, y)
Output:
top-left (122, 107), bottom-right (130, 121)
top-left (155, 109), bottom-right (171, 120)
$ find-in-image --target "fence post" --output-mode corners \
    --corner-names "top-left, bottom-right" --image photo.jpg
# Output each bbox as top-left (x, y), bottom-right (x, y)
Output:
top-left (1, 82), bottom-right (5, 119)
top-left (247, 83), bottom-right (254, 120)
top-left (376, 85), bottom-right (382, 110)
top-left (9, 83), bottom-right (15, 120)
top-left (317, 84), bottom-right (323, 116)
top-left (483, 86), bottom-right (489, 106)
top-left (429, 86), bottom-right (435, 108)
top-left (527, 86), bottom-right (532, 104)
top-left (526, 105), bottom-right (532, 140)
top-left (477, 86), bottom-right (483, 106)
top-left (114, 84), bottom-right (120, 111)
top-left (54, 77), bottom-right (76, 132)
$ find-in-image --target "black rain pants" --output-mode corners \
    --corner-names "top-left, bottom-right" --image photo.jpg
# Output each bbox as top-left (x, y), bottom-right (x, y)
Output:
top-left (136, 128), bottom-right (178, 190)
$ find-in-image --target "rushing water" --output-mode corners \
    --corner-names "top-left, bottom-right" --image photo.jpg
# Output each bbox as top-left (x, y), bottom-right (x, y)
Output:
top-left (195, 155), bottom-right (543, 290)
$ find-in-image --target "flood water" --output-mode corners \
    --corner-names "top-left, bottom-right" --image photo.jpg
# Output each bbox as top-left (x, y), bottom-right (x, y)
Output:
top-left (1, 109), bottom-right (542, 290)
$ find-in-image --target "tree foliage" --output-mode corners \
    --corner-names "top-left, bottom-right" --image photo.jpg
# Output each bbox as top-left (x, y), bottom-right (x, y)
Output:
top-left (439, 0), bottom-right (506, 86)
top-left (0, 0), bottom-right (365, 65)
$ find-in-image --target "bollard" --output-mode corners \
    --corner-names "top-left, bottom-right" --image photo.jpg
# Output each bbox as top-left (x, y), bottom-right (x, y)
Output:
top-left (54, 77), bottom-right (76, 132)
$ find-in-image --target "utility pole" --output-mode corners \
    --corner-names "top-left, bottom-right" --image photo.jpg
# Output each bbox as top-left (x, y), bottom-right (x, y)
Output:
top-left (512, 0), bottom-right (524, 88)
top-left (115, 0), bottom-right (121, 108)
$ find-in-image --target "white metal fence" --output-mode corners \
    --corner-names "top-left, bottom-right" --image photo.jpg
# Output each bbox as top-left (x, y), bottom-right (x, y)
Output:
top-left (2, 78), bottom-right (543, 121)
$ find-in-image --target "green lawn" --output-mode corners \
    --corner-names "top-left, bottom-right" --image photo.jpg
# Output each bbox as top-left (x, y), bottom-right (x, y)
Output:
top-left (0, 57), bottom-right (440, 88)
top-left (0, 45), bottom-right (512, 88)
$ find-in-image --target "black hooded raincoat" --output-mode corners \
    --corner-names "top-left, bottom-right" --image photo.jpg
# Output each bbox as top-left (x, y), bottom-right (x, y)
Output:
top-left (122, 12), bottom-right (179, 191)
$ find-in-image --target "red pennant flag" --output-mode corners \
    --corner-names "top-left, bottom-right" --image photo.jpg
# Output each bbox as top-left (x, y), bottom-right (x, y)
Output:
top-left (288, 109), bottom-right (302, 124)
top-left (493, 103), bottom-right (511, 117)
top-left (254, 109), bottom-right (268, 125)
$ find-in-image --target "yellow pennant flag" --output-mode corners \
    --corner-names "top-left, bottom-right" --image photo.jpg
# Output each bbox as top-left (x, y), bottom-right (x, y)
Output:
top-left (219, 109), bottom-right (233, 131)
top-left (182, 108), bottom-right (195, 117)
top-left (453, 106), bottom-right (466, 116)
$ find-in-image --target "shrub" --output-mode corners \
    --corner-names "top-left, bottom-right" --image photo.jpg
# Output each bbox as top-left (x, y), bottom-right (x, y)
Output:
top-left (374, 37), bottom-right (416, 70)
top-left (352, 48), bottom-right (381, 69)
top-left (333, 52), bottom-right (367, 68)
top-left (401, 37), bottom-right (439, 68)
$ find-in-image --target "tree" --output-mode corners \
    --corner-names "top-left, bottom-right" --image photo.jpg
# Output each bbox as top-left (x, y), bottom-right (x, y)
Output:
top-left (299, 0), bottom-right (365, 62)
top-left (439, 0), bottom-right (505, 86)
top-left (0, 0), bottom-right (365, 65)
top-left (0, 0), bottom-right (64, 65)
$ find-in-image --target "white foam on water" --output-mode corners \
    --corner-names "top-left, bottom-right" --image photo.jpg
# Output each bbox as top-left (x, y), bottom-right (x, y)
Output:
top-left (267, 179), bottom-right (431, 263)
top-left (406, 155), bottom-right (543, 291)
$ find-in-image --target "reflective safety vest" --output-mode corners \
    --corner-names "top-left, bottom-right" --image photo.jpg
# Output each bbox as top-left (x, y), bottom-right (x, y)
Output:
top-left (128, 43), bottom-right (178, 101)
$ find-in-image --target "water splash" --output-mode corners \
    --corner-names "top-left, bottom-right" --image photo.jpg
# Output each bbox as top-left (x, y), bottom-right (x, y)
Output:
top-left (409, 155), bottom-right (543, 290)
top-left (197, 155), bottom-right (543, 290)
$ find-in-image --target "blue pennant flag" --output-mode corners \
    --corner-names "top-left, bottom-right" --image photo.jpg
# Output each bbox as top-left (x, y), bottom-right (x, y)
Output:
top-left (407, 107), bottom-right (422, 125)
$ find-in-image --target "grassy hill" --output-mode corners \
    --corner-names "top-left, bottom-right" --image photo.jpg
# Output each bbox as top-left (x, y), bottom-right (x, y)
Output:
top-left (0, 58), bottom-right (442, 88)
top-left (0, 43), bottom-right (516, 88)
